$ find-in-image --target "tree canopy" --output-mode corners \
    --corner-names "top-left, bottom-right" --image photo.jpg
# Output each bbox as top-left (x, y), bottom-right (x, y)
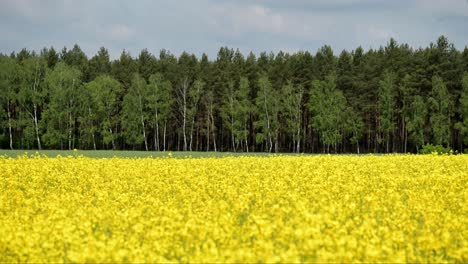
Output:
top-left (1, 36), bottom-right (467, 153)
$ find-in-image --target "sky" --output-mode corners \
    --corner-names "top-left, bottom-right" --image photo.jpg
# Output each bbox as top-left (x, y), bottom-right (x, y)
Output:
top-left (1, 0), bottom-right (467, 59)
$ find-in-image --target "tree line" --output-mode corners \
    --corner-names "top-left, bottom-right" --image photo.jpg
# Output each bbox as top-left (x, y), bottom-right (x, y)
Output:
top-left (1, 36), bottom-right (467, 153)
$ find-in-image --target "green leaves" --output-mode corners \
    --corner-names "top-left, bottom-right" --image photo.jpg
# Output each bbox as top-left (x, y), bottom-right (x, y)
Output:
top-left (309, 73), bottom-right (347, 150)
top-left (429, 75), bottom-right (451, 146)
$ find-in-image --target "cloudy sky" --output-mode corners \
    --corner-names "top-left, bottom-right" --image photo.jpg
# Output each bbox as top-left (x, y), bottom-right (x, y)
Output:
top-left (1, 0), bottom-right (467, 59)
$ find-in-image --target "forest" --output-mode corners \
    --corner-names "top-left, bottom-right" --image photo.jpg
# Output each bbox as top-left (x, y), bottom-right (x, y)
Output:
top-left (0, 36), bottom-right (467, 153)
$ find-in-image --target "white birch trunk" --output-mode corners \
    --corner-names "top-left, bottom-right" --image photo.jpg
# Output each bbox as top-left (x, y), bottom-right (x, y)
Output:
top-left (7, 100), bottom-right (13, 150)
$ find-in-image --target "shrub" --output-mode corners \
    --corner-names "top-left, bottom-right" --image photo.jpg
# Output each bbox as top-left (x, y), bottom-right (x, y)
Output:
top-left (419, 144), bottom-right (452, 154)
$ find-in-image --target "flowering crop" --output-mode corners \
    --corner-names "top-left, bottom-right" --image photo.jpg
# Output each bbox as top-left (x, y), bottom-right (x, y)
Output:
top-left (0, 154), bottom-right (466, 262)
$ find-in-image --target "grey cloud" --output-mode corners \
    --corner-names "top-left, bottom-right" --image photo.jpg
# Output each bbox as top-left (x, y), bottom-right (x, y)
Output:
top-left (0, 0), bottom-right (466, 59)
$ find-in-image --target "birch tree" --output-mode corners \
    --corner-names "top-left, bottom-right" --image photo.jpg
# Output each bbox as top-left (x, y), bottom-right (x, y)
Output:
top-left (187, 80), bottom-right (203, 151)
top-left (455, 73), bottom-right (468, 146)
top-left (176, 76), bottom-right (190, 151)
top-left (309, 73), bottom-right (347, 153)
top-left (123, 74), bottom-right (149, 150)
top-left (42, 62), bottom-right (82, 150)
top-left (429, 75), bottom-right (451, 147)
top-left (221, 81), bottom-right (239, 151)
top-left (255, 74), bottom-right (280, 152)
top-left (18, 56), bottom-right (47, 149)
top-left (281, 81), bottom-right (304, 152)
top-left (203, 90), bottom-right (217, 152)
top-left (408, 95), bottom-right (427, 151)
top-left (147, 73), bottom-right (173, 151)
top-left (378, 71), bottom-right (396, 152)
top-left (86, 75), bottom-right (122, 149)
top-left (236, 77), bottom-right (252, 152)
top-left (0, 56), bottom-right (20, 149)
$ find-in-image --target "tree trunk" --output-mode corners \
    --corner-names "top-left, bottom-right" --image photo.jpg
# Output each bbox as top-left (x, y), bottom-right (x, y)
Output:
top-left (189, 118), bottom-right (194, 151)
top-left (33, 103), bottom-right (41, 150)
top-left (263, 90), bottom-right (273, 153)
top-left (32, 61), bottom-right (42, 150)
top-left (154, 110), bottom-right (159, 151)
top-left (88, 107), bottom-right (96, 150)
top-left (244, 120), bottom-right (249, 152)
top-left (180, 79), bottom-right (188, 151)
top-left (92, 133), bottom-right (96, 150)
top-left (212, 120), bottom-right (217, 152)
top-left (296, 125), bottom-right (301, 153)
top-left (7, 100), bottom-right (13, 150)
top-left (386, 133), bottom-right (389, 153)
top-left (141, 114), bottom-right (148, 151)
top-left (403, 121), bottom-right (408, 153)
top-left (68, 112), bottom-right (72, 150)
top-left (109, 127), bottom-right (115, 150)
top-left (163, 122), bottom-right (167, 151)
top-left (206, 113), bottom-right (210, 152)
top-left (138, 95), bottom-right (148, 151)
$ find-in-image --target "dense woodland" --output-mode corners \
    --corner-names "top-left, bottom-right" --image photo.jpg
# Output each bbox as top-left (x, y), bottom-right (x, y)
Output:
top-left (1, 36), bottom-right (468, 153)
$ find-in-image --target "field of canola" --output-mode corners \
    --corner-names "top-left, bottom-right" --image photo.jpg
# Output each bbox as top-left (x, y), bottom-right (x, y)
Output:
top-left (0, 154), bottom-right (467, 262)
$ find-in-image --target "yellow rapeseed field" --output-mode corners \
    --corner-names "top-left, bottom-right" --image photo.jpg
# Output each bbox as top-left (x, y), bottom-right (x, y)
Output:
top-left (0, 154), bottom-right (467, 262)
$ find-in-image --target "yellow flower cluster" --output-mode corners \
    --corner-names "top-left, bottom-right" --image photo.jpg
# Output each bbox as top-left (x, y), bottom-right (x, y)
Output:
top-left (0, 154), bottom-right (466, 262)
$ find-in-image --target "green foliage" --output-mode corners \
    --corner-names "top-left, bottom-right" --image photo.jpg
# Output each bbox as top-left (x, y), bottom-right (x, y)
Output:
top-left (428, 75), bottom-right (451, 147)
top-left (122, 74), bottom-right (148, 148)
top-left (41, 62), bottom-right (82, 149)
top-left (84, 75), bottom-right (122, 149)
top-left (407, 96), bottom-right (427, 150)
top-left (455, 73), bottom-right (468, 144)
top-left (419, 144), bottom-right (452, 155)
top-left (378, 71), bottom-right (396, 151)
top-left (309, 73), bottom-right (347, 151)
top-left (1, 36), bottom-right (467, 153)
top-left (281, 81), bottom-right (304, 152)
top-left (255, 74), bottom-right (280, 152)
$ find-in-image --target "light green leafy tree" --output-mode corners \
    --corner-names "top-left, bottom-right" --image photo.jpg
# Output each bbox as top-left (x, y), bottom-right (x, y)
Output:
top-left (407, 95), bottom-right (427, 151)
top-left (309, 73), bottom-right (347, 153)
top-left (147, 73), bottom-right (173, 151)
top-left (42, 62), bottom-right (82, 150)
top-left (122, 74), bottom-right (149, 150)
top-left (255, 74), bottom-right (280, 152)
top-left (428, 75), bottom-right (451, 147)
top-left (281, 81), bottom-right (304, 153)
top-left (85, 75), bottom-right (122, 149)
top-left (378, 71), bottom-right (396, 153)
top-left (455, 72), bottom-right (468, 146)
top-left (0, 56), bottom-right (20, 149)
top-left (18, 56), bottom-right (47, 149)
